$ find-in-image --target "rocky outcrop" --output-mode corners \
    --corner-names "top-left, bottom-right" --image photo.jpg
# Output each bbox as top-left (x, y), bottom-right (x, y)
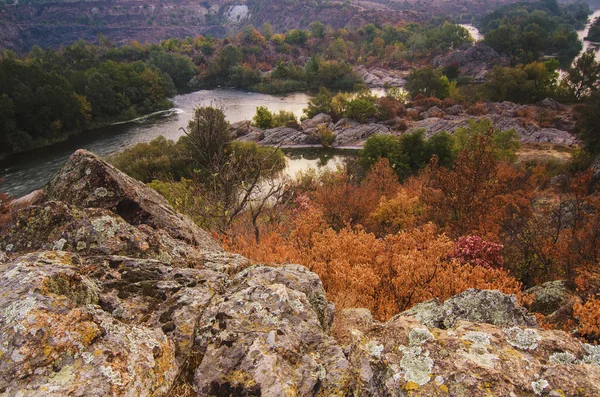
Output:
top-left (432, 43), bottom-right (510, 82)
top-left (354, 65), bottom-right (408, 88)
top-left (409, 104), bottom-right (577, 145)
top-left (398, 289), bottom-right (538, 329)
top-left (235, 114), bottom-right (391, 147)
top-left (235, 100), bottom-right (577, 148)
top-left (1, 150), bottom-right (599, 396)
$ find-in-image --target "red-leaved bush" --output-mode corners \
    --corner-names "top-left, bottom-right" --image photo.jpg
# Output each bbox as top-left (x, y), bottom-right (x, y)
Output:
top-left (451, 235), bottom-right (504, 269)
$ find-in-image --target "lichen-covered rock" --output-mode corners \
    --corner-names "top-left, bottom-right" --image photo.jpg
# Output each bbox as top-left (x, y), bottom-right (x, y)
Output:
top-left (524, 280), bottom-right (574, 316)
top-left (398, 289), bottom-right (537, 329)
top-left (44, 149), bottom-right (220, 252)
top-left (192, 265), bottom-right (351, 396)
top-left (0, 251), bottom-right (179, 397)
top-left (332, 307), bottom-right (600, 396)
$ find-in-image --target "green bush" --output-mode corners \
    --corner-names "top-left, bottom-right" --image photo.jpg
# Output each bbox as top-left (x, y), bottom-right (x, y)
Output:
top-left (107, 136), bottom-right (185, 183)
top-left (359, 130), bottom-right (456, 180)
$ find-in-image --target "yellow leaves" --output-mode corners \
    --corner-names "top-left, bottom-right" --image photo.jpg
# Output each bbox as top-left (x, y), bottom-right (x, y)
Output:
top-left (369, 190), bottom-right (422, 236)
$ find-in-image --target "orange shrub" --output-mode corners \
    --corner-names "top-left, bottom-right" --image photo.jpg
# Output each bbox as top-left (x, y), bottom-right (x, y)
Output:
top-left (574, 298), bottom-right (600, 340)
top-left (225, 211), bottom-right (521, 320)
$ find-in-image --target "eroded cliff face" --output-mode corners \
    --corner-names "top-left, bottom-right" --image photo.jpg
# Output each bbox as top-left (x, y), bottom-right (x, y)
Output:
top-left (1, 150), bottom-right (599, 396)
top-left (0, 0), bottom-right (522, 52)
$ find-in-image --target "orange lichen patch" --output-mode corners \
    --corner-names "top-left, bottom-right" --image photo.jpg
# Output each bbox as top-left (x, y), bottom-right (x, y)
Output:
top-left (13, 307), bottom-right (102, 374)
top-left (154, 341), bottom-right (177, 386)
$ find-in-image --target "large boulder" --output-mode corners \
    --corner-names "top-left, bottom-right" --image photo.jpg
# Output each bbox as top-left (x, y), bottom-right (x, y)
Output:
top-left (300, 113), bottom-right (332, 131)
top-left (43, 149), bottom-right (221, 252)
top-left (524, 281), bottom-right (574, 315)
top-left (432, 43), bottom-right (510, 82)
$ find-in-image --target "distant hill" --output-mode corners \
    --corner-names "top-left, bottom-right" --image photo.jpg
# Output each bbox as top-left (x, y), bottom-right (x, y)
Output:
top-left (0, 0), bottom-right (525, 52)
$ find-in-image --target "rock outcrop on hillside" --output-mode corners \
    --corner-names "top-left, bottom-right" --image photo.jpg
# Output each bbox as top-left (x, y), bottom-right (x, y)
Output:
top-left (1, 150), bottom-right (599, 396)
top-left (432, 43), bottom-right (510, 82)
top-left (354, 65), bottom-right (408, 87)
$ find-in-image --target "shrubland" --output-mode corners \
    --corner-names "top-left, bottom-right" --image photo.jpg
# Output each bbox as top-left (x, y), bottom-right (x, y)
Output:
top-left (109, 103), bottom-right (600, 343)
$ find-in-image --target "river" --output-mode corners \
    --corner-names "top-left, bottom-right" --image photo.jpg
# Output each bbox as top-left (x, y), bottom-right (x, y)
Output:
top-left (0, 89), bottom-right (350, 198)
top-left (577, 9), bottom-right (600, 61)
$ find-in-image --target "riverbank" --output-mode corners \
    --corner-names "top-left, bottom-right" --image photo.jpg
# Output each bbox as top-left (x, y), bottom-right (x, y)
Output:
top-left (0, 89), bottom-right (314, 198)
top-left (232, 98), bottom-right (578, 148)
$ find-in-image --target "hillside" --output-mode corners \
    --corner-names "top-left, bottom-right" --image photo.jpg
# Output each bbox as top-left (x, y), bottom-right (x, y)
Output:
top-left (0, 0), bottom-right (523, 52)
top-left (1, 149), bottom-right (599, 396)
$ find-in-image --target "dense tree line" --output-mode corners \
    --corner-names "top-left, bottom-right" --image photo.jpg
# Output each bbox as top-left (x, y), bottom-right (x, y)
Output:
top-left (477, 0), bottom-right (589, 63)
top-left (585, 17), bottom-right (600, 42)
top-left (0, 41), bottom-right (193, 154)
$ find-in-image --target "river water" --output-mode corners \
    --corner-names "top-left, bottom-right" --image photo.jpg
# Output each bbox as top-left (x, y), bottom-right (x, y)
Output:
top-left (577, 9), bottom-right (600, 61)
top-left (0, 89), bottom-right (350, 198)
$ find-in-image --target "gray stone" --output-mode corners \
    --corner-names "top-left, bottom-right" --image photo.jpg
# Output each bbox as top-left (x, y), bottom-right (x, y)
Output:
top-left (301, 113), bottom-right (332, 131)
top-left (524, 280), bottom-right (574, 316)
top-left (396, 289), bottom-right (538, 329)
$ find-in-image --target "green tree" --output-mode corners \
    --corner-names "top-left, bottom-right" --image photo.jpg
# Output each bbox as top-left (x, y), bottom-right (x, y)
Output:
top-left (454, 119), bottom-right (520, 162)
top-left (147, 50), bottom-right (197, 90)
top-left (481, 66), bottom-right (534, 102)
top-left (107, 136), bottom-right (185, 183)
top-left (405, 67), bottom-right (450, 99)
top-left (310, 20), bottom-right (326, 39)
top-left (178, 105), bottom-right (231, 175)
top-left (344, 91), bottom-right (378, 123)
top-left (566, 50), bottom-right (600, 100)
top-left (304, 87), bottom-right (333, 118)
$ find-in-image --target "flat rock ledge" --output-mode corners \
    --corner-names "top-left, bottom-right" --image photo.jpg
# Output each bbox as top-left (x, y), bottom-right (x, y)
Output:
top-left (232, 101), bottom-right (577, 148)
top-left (1, 150), bottom-right (599, 396)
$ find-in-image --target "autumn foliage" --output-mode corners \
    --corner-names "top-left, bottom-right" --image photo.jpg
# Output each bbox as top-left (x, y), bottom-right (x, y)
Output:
top-left (224, 156), bottom-right (524, 321)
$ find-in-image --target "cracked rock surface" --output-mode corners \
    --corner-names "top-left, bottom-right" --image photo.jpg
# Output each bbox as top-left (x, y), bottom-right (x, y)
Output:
top-left (1, 150), bottom-right (599, 396)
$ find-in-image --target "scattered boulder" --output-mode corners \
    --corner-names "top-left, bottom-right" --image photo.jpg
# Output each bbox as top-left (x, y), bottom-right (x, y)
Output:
top-left (539, 98), bottom-right (565, 111)
top-left (432, 43), bottom-right (510, 82)
top-left (229, 120), bottom-right (260, 138)
top-left (524, 280), bottom-right (577, 320)
top-left (420, 106), bottom-right (445, 119)
top-left (444, 104), bottom-right (466, 116)
top-left (300, 113), bottom-right (332, 131)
